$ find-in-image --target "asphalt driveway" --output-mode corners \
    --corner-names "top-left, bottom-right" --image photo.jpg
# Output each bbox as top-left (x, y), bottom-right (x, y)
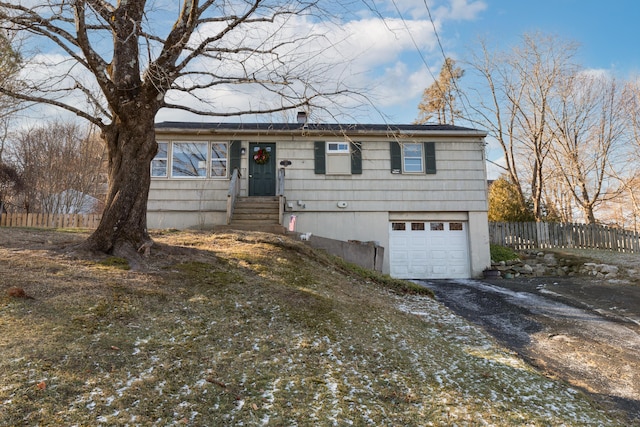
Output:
top-left (415, 276), bottom-right (640, 425)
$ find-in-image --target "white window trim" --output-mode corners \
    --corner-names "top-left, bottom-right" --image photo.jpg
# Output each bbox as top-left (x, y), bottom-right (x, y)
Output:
top-left (402, 142), bottom-right (424, 174)
top-left (210, 141), bottom-right (229, 178)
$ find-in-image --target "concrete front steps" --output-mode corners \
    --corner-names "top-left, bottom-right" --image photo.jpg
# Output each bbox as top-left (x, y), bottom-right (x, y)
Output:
top-left (216, 196), bottom-right (286, 234)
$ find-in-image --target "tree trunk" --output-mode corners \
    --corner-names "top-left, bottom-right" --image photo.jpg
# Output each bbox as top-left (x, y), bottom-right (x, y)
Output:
top-left (83, 113), bottom-right (157, 260)
top-left (583, 206), bottom-right (596, 225)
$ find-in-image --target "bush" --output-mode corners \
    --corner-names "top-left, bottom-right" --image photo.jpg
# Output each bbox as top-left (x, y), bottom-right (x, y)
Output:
top-left (490, 244), bottom-right (519, 262)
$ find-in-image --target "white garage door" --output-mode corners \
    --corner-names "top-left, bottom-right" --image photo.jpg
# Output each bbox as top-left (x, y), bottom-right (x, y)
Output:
top-left (389, 221), bottom-right (470, 279)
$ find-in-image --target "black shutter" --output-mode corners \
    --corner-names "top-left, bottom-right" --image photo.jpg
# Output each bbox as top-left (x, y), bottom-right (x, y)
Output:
top-left (314, 141), bottom-right (325, 174)
top-left (390, 141), bottom-right (401, 173)
top-left (424, 141), bottom-right (436, 174)
top-left (229, 140), bottom-right (242, 176)
top-left (350, 142), bottom-right (362, 174)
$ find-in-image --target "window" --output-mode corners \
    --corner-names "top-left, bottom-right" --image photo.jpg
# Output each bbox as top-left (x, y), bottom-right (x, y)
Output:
top-left (152, 141), bottom-right (232, 179)
top-left (390, 142), bottom-right (436, 174)
top-left (411, 222), bottom-right (425, 231)
top-left (172, 142), bottom-right (208, 177)
top-left (210, 142), bottom-right (228, 177)
top-left (327, 142), bottom-right (350, 153)
top-left (403, 143), bottom-right (423, 173)
top-left (449, 222), bottom-right (463, 231)
top-left (391, 222), bottom-right (406, 231)
top-left (430, 222), bottom-right (444, 231)
top-left (151, 142), bottom-right (168, 177)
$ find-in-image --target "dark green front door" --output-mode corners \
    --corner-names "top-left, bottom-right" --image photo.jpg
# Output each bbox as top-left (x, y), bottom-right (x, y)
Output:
top-left (248, 143), bottom-right (276, 196)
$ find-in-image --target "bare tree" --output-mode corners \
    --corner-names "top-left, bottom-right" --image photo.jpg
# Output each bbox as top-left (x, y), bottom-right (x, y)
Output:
top-left (0, 1), bottom-right (356, 261)
top-left (547, 72), bottom-right (625, 224)
top-left (0, 31), bottom-right (24, 162)
top-left (10, 121), bottom-right (106, 214)
top-left (465, 33), bottom-right (578, 221)
top-left (543, 168), bottom-right (576, 223)
top-left (0, 161), bottom-right (22, 213)
top-left (613, 78), bottom-right (640, 230)
top-left (415, 57), bottom-right (464, 125)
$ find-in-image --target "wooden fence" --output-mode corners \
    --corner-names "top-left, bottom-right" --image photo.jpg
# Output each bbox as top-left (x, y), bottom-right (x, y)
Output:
top-left (489, 222), bottom-right (640, 253)
top-left (0, 213), bottom-right (102, 229)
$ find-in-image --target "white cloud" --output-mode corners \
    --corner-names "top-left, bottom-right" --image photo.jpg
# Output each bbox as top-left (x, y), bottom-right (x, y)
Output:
top-left (156, 12), bottom-right (445, 122)
top-left (434, 0), bottom-right (488, 21)
top-left (15, 1), bottom-right (490, 125)
top-left (373, 0), bottom-right (487, 21)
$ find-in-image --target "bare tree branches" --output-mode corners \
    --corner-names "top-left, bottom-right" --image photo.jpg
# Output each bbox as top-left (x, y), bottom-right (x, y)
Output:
top-left (465, 33), bottom-right (579, 221)
top-left (547, 72), bottom-right (625, 223)
top-left (8, 120), bottom-right (106, 214)
top-left (0, 0), bottom-right (357, 126)
top-left (465, 32), bottom-right (635, 225)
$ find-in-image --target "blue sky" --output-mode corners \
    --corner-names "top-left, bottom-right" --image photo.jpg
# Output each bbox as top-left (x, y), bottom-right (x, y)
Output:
top-left (422, 0), bottom-right (640, 177)
top-left (370, 0), bottom-right (640, 124)
top-left (18, 0), bottom-right (640, 131)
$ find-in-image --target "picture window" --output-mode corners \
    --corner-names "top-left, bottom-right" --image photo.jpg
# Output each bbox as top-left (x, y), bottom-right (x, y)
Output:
top-left (172, 142), bottom-right (208, 177)
top-left (152, 141), bottom-right (231, 178)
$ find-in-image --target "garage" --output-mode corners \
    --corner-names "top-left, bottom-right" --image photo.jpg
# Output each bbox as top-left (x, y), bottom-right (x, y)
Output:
top-left (389, 220), bottom-right (470, 279)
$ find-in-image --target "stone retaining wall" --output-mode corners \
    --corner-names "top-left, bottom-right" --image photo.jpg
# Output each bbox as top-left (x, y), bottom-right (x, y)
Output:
top-left (490, 250), bottom-right (624, 279)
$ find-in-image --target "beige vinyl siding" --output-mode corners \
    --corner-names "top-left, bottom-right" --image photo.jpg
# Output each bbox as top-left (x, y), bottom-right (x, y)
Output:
top-left (148, 179), bottom-right (229, 212)
top-left (281, 139), bottom-right (487, 212)
top-left (148, 131), bottom-right (487, 218)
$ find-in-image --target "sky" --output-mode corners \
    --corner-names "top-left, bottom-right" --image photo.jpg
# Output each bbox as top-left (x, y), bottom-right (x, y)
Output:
top-left (129, 0), bottom-right (640, 130)
top-left (14, 0), bottom-right (640, 148)
top-left (355, 0), bottom-right (640, 124)
top-left (390, 0), bottom-right (640, 177)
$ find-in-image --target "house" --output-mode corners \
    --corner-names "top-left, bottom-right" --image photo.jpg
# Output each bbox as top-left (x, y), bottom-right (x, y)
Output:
top-left (149, 118), bottom-right (491, 279)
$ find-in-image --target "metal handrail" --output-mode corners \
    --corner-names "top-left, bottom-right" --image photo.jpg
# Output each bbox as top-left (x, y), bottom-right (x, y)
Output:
top-left (226, 168), bottom-right (241, 225)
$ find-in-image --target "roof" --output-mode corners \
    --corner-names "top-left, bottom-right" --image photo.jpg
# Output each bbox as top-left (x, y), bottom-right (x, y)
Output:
top-left (154, 121), bottom-right (487, 138)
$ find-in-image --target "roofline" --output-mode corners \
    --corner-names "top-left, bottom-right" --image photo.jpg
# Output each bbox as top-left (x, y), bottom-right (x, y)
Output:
top-left (154, 121), bottom-right (488, 138)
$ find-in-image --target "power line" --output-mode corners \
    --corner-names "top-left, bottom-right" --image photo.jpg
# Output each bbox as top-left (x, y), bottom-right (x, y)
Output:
top-left (389, 0), bottom-right (472, 124)
top-left (421, 0), bottom-right (472, 123)
top-left (389, 0), bottom-right (438, 85)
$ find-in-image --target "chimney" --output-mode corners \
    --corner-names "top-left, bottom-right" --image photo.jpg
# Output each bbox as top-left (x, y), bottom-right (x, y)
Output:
top-left (296, 111), bottom-right (307, 125)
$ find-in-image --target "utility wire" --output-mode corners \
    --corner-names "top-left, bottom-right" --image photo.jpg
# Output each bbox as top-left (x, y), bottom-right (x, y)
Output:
top-left (389, 0), bottom-right (439, 87)
top-left (421, 0), bottom-right (473, 123)
top-left (389, 0), bottom-right (473, 124)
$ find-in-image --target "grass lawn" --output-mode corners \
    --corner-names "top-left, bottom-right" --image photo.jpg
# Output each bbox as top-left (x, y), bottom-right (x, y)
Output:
top-left (0, 228), bottom-right (622, 425)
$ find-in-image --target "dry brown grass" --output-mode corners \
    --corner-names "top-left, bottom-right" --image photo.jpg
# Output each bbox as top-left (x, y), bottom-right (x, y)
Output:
top-left (0, 228), bottom-right (624, 425)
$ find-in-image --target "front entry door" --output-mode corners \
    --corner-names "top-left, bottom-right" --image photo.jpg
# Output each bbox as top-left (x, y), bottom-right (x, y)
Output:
top-left (248, 143), bottom-right (276, 196)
